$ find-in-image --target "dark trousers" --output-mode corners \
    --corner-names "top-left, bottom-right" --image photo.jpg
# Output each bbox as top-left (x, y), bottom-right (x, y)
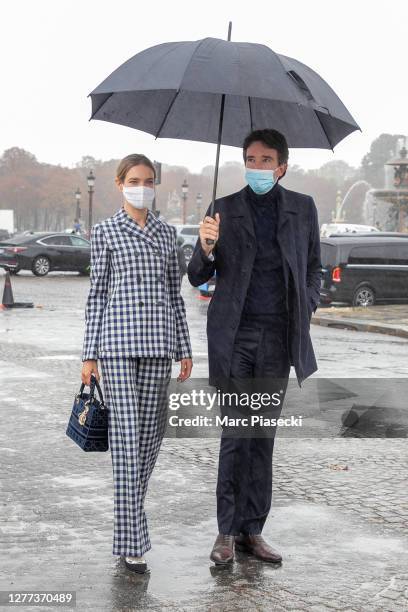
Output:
top-left (216, 314), bottom-right (291, 535)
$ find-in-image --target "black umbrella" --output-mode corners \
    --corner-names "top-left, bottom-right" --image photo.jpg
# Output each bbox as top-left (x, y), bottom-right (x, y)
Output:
top-left (88, 23), bottom-right (361, 229)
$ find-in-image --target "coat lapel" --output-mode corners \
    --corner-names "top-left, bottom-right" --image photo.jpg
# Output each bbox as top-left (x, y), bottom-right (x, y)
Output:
top-left (231, 187), bottom-right (256, 240)
top-left (276, 185), bottom-right (301, 295)
top-left (113, 206), bottom-right (163, 247)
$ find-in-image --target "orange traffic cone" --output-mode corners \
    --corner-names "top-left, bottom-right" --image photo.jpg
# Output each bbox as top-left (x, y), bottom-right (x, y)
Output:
top-left (1, 271), bottom-right (14, 308)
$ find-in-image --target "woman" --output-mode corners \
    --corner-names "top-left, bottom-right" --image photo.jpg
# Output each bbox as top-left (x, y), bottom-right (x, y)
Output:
top-left (81, 153), bottom-right (193, 573)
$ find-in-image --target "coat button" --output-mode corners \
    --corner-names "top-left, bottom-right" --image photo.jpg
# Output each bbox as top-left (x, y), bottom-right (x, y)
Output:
top-left (138, 301), bottom-right (144, 306)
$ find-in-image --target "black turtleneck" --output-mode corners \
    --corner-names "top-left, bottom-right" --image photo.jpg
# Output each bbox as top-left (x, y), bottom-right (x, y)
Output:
top-left (241, 183), bottom-right (288, 322)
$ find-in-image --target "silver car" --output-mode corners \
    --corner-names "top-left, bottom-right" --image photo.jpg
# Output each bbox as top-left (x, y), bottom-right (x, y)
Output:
top-left (173, 225), bottom-right (200, 260)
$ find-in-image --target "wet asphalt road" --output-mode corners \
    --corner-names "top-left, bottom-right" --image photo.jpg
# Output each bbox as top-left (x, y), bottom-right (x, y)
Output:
top-left (0, 269), bottom-right (408, 611)
top-left (1, 268), bottom-right (408, 379)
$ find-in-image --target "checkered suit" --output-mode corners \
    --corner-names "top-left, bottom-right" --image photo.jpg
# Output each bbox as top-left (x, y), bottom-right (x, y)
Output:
top-left (81, 206), bottom-right (192, 556)
top-left (81, 206), bottom-right (192, 362)
top-left (100, 355), bottom-right (172, 556)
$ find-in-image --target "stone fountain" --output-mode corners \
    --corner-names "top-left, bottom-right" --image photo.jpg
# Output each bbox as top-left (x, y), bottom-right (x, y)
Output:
top-left (364, 138), bottom-right (408, 232)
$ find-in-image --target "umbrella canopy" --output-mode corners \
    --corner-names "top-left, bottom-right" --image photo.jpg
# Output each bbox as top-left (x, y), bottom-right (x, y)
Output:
top-left (89, 37), bottom-right (360, 150)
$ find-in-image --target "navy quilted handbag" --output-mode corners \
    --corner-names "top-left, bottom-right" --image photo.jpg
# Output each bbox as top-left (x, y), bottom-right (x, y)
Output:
top-left (66, 374), bottom-right (109, 452)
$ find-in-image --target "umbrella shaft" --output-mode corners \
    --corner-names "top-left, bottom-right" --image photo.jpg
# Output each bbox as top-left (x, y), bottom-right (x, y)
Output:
top-left (209, 21), bottom-right (232, 219)
top-left (211, 93), bottom-right (226, 215)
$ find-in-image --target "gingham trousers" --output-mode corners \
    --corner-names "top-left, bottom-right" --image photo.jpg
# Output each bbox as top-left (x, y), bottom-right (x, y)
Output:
top-left (99, 356), bottom-right (172, 556)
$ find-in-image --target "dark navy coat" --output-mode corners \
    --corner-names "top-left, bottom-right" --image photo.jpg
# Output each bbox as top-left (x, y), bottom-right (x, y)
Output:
top-left (187, 183), bottom-right (323, 388)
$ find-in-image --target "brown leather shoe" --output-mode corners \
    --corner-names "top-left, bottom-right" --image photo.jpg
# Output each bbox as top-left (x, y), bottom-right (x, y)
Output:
top-left (235, 534), bottom-right (282, 563)
top-left (210, 534), bottom-right (235, 565)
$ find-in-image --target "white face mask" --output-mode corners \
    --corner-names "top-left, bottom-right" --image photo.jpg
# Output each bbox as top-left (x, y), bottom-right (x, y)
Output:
top-left (122, 185), bottom-right (155, 209)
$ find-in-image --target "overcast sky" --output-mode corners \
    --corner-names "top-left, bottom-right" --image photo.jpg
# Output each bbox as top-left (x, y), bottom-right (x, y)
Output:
top-left (1, 0), bottom-right (407, 175)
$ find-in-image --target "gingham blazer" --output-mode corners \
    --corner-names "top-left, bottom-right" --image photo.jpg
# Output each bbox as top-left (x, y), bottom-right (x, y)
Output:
top-left (81, 206), bottom-right (192, 362)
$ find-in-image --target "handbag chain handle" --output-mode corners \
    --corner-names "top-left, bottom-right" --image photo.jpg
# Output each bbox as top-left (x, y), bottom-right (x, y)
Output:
top-left (77, 374), bottom-right (106, 426)
top-left (77, 374), bottom-right (105, 404)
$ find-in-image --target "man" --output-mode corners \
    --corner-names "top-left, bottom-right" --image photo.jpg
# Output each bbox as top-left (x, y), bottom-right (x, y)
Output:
top-left (187, 129), bottom-right (322, 565)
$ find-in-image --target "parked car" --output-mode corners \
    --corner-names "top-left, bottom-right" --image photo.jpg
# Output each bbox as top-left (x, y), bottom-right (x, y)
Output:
top-left (320, 223), bottom-right (379, 237)
top-left (320, 232), bottom-right (408, 306)
top-left (173, 225), bottom-right (200, 260)
top-left (0, 232), bottom-right (91, 276)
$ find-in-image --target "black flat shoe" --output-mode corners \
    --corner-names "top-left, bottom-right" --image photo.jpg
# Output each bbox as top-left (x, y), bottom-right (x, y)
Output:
top-left (124, 556), bottom-right (149, 574)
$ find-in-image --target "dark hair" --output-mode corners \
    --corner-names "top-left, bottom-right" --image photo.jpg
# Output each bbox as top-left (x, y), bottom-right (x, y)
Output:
top-left (242, 129), bottom-right (289, 167)
top-left (116, 154), bottom-right (156, 183)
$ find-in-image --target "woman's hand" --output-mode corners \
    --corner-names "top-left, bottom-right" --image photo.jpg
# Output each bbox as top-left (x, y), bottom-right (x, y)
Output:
top-left (81, 360), bottom-right (100, 386)
top-left (177, 358), bottom-right (193, 382)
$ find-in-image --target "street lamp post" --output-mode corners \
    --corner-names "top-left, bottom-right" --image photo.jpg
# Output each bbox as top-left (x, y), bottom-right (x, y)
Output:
top-left (152, 160), bottom-right (162, 217)
top-left (196, 192), bottom-right (203, 222)
top-left (75, 187), bottom-right (81, 223)
top-left (181, 179), bottom-right (189, 224)
top-left (87, 170), bottom-right (95, 237)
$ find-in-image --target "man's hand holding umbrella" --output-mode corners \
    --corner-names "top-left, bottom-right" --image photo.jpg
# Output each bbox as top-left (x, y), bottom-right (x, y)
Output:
top-left (200, 213), bottom-right (220, 257)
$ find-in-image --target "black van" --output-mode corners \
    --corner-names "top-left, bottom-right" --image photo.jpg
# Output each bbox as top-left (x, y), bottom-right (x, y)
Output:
top-left (320, 232), bottom-right (408, 306)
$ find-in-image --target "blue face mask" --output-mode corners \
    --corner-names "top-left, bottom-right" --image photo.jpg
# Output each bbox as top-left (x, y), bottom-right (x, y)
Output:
top-left (245, 168), bottom-right (279, 195)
